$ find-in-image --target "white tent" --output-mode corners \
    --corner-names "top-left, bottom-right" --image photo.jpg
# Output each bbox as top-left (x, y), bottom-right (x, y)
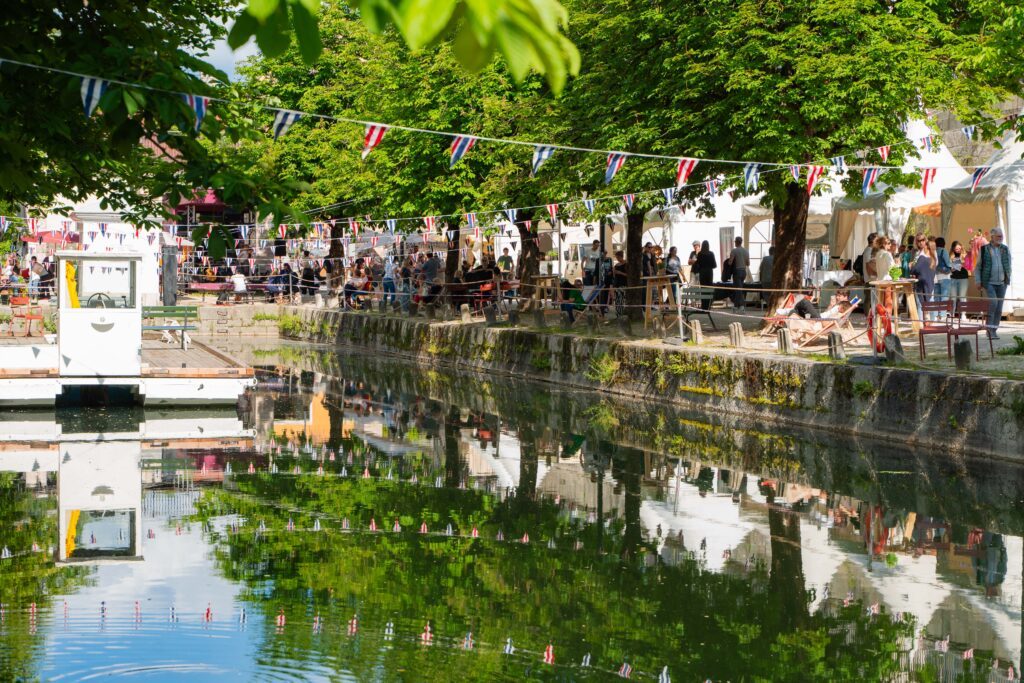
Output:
top-left (942, 131), bottom-right (1024, 311)
top-left (830, 120), bottom-right (967, 261)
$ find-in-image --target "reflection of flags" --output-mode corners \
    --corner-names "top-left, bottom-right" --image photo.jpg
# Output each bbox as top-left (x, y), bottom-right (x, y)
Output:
top-left (543, 644), bottom-right (554, 665)
top-left (675, 157), bottom-right (698, 188)
top-left (658, 666), bottom-right (670, 683)
top-left (449, 135), bottom-right (477, 167)
top-left (80, 77), bottom-right (108, 117)
top-left (605, 152), bottom-right (627, 184)
top-left (618, 662), bottom-right (633, 678)
top-left (272, 110), bottom-right (301, 139)
top-left (362, 124), bottom-right (387, 158)
top-left (806, 165), bottom-right (826, 194)
top-left (531, 145), bottom-right (555, 176)
top-left (970, 166), bottom-right (990, 193)
top-left (921, 168), bottom-right (937, 197)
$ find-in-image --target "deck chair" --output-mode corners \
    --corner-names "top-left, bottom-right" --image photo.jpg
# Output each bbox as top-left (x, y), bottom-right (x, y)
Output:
top-left (786, 297), bottom-right (860, 348)
top-left (760, 293), bottom-right (801, 336)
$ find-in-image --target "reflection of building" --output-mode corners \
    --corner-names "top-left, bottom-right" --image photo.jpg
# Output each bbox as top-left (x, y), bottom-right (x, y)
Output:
top-left (0, 410), bottom-right (252, 565)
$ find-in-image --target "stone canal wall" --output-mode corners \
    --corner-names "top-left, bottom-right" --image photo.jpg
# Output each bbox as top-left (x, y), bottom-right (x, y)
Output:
top-left (254, 306), bottom-right (1024, 461)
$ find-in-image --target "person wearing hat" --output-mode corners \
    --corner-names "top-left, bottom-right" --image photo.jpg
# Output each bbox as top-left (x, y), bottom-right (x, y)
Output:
top-left (976, 227), bottom-right (1012, 339)
top-left (687, 240), bottom-right (701, 286)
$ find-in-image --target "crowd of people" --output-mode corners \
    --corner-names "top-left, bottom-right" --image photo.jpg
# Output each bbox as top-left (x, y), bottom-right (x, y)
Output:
top-left (0, 253), bottom-right (56, 300)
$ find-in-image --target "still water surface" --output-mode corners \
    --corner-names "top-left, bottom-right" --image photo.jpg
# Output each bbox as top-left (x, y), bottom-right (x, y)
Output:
top-left (1, 346), bottom-right (1022, 681)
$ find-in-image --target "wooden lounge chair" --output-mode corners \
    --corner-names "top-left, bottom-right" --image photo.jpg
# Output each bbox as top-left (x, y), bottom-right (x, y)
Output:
top-left (947, 301), bottom-right (994, 360)
top-left (785, 297), bottom-right (860, 348)
top-left (760, 293), bottom-right (800, 336)
top-left (917, 300), bottom-right (952, 359)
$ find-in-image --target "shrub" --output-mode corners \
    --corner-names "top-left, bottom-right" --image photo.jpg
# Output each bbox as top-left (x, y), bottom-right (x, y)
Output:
top-left (278, 315), bottom-right (305, 337)
top-left (851, 380), bottom-right (877, 399)
top-left (996, 335), bottom-right (1024, 356)
top-left (585, 353), bottom-right (620, 384)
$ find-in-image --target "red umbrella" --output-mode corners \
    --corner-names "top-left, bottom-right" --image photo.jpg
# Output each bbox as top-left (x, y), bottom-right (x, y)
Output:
top-left (21, 230), bottom-right (81, 245)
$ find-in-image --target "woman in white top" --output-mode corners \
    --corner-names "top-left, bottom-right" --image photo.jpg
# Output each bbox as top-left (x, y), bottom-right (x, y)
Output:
top-left (873, 235), bottom-right (894, 281)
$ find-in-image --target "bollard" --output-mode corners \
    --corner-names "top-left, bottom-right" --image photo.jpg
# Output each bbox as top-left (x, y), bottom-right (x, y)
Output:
top-left (827, 331), bottom-right (846, 360)
top-left (378, 298), bottom-right (386, 313)
top-left (586, 311), bottom-right (599, 333)
top-left (728, 322), bottom-right (744, 348)
top-left (328, 294), bottom-right (340, 309)
top-left (483, 304), bottom-right (498, 325)
top-left (392, 300), bottom-right (402, 313)
top-left (883, 334), bottom-right (904, 363)
top-left (425, 303), bottom-right (435, 320)
top-left (408, 302), bottom-right (419, 317)
top-left (508, 306), bottom-right (520, 325)
top-left (776, 327), bottom-right (793, 354)
top-left (953, 339), bottom-right (973, 370)
top-left (315, 293), bottom-right (325, 308)
top-left (690, 319), bottom-right (704, 344)
top-left (460, 304), bottom-right (473, 324)
top-left (652, 315), bottom-right (666, 336)
top-left (533, 308), bottom-right (547, 328)
top-left (617, 315), bottom-right (633, 337)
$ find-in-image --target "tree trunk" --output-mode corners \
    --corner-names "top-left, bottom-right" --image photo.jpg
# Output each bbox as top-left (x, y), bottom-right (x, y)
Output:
top-left (328, 228), bottom-right (345, 289)
top-left (516, 208), bottom-right (540, 300)
top-left (769, 182), bottom-right (810, 315)
top-left (444, 221), bottom-right (460, 283)
top-left (625, 211), bottom-right (644, 320)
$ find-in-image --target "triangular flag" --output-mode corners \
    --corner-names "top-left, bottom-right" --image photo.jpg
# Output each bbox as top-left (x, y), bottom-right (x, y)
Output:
top-left (921, 167), bottom-right (938, 197)
top-left (182, 94), bottom-right (210, 131)
top-left (362, 124), bottom-right (387, 158)
top-left (424, 216), bottom-right (435, 232)
top-left (546, 203), bottom-right (558, 221)
top-left (705, 180), bottom-right (719, 197)
top-left (829, 156), bottom-right (846, 172)
top-left (877, 145), bottom-right (891, 162)
top-left (961, 125), bottom-right (975, 140)
top-left (806, 165), bottom-right (825, 194)
top-left (622, 193), bottom-right (635, 211)
top-left (504, 208), bottom-right (517, 224)
top-left (675, 158), bottom-right (698, 188)
top-left (861, 167), bottom-right (882, 196)
top-left (661, 188), bottom-right (675, 205)
top-left (449, 135), bottom-right (477, 167)
top-left (531, 145), bottom-right (555, 176)
top-left (744, 163), bottom-right (760, 191)
top-left (789, 165), bottom-right (801, 183)
top-left (80, 77), bottom-right (108, 117)
top-left (605, 152), bottom-right (627, 184)
top-left (385, 219), bottom-right (397, 234)
top-left (920, 135), bottom-right (934, 152)
top-left (466, 212), bottom-right (476, 229)
top-left (272, 110), bottom-right (301, 139)
top-left (970, 166), bottom-right (989, 193)
top-left (583, 198), bottom-right (596, 214)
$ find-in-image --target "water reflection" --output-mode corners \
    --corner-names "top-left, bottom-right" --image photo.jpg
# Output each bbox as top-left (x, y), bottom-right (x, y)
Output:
top-left (0, 349), bottom-right (1021, 681)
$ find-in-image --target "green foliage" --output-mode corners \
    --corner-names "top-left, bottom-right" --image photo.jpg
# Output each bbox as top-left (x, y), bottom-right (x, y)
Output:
top-left (42, 315), bottom-right (56, 334)
top-left (584, 352), bottom-right (619, 384)
top-left (278, 314), bottom-right (305, 337)
top-left (996, 335), bottom-right (1024, 356)
top-left (231, 0), bottom-right (580, 93)
top-left (852, 380), bottom-right (877, 399)
top-left (529, 347), bottom-right (552, 370)
top-left (251, 312), bottom-right (280, 322)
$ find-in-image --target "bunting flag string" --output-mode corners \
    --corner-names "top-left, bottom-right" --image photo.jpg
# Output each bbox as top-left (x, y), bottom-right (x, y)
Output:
top-left (622, 194), bottom-right (635, 211)
top-left (80, 77), bottom-right (108, 117)
top-left (272, 110), bottom-right (302, 139)
top-left (182, 94), bottom-right (210, 131)
top-left (829, 156), bottom-right (846, 172)
top-left (970, 166), bottom-right (990, 193)
top-left (861, 167), bottom-right (882, 195)
top-left (806, 165), bottom-right (826, 194)
top-left (676, 158), bottom-right (698, 188)
top-left (605, 153), bottom-right (627, 184)
top-left (743, 163), bottom-right (760, 191)
top-left (531, 145), bottom-right (555, 176)
top-left (661, 188), bottom-right (675, 205)
top-left (921, 168), bottom-right (938, 197)
top-left (504, 208), bottom-right (518, 224)
top-left (449, 135), bottom-right (477, 167)
top-left (877, 145), bottom-right (891, 162)
top-left (465, 213), bottom-right (476, 229)
top-left (583, 199), bottom-right (596, 214)
top-left (362, 124), bottom-right (388, 159)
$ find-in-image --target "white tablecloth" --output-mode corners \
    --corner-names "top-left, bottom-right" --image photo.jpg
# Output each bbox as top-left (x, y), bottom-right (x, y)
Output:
top-left (812, 269), bottom-right (855, 287)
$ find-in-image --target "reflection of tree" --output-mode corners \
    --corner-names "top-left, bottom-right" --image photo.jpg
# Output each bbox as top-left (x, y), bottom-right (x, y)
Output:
top-left (191, 472), bottom-right (916, 681)
top-left (767, 507), bottom-right (809, 632)
top-left (0, 474), bottom-right (91, 680)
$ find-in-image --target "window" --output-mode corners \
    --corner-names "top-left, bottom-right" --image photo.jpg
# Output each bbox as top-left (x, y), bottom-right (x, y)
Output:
top-left (64, 259), bottom-right (137, 309)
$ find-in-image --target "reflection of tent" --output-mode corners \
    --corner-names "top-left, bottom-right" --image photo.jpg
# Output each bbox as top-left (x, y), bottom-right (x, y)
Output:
top-left (858, 552), bottom-right (953, 629)
top-left (942, 131), bottom-right (1024, 311)
top-left (800, 520), bottom-right (852, 611)
top-left (830, 120), bottom-right (967, 260)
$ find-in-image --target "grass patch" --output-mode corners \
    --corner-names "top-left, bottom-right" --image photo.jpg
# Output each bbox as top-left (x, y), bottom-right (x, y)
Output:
top-left (996, 335), bottom-right (1024, 356)
top-left (529, 348), bottom-right (552, 371)
top-left (278, 314), bottom-right (305, 337)
top-left (584, 353), bottom-right (620, 384)
top-left (852, 380), bottom-right (877, 399)
top-left (252, 312), bottom-right (279, 322)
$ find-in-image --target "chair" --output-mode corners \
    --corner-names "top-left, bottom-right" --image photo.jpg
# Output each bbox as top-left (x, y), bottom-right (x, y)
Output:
top-left (947, 301), bottom-right (994, 360)
top-left (760, 293), bottom-right (799, 336)
top-left (917, 300), bottom-right (952, 359)
top-left (786, 297), bottom-right (860, 348)
top-left (10, 296), bottom-right (43, 337)
top-left (471, 281), bottom-right (497, 314)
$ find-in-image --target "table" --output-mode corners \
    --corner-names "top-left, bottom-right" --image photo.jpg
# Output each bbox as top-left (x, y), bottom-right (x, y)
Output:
top-left (643, 275), bottom-right (680, 328)
top-left (527, 275), bottom-right (562, 311)
top-left (868, 279), bottom-right (922, 353)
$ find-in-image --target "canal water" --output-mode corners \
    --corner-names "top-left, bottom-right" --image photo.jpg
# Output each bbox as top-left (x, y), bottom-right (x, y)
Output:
top-left (1, 346), bottom-right (1021, 681)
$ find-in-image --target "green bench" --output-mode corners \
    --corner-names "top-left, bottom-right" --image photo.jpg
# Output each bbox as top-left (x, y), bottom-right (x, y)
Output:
top-left (679, 287), bottom-right (717, 330)
top-left (142, 306), bottom-right (198, 349)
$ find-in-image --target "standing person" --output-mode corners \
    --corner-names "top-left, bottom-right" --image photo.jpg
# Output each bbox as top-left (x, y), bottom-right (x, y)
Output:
top-left (642, 242), bottom-right (657, 278)
top-left (873, 235), bottom-right (895, 281)
top-left (975, 227), bottom-right (1011, 339)
top-left (933, 237), bottom-right (952, 304)
top-left (382, 257), bottom-right (398, 308)
top-left (497, 247), bottom-right (514, 274)
top-left (857, 233), bottom-right (878, 282)
top-left (582, 239), bottom-right (601, 286)
top-left (730, 236), bottom-right (749, 311)
top-left (758, 246), bottom-right (774, 304)
top-left (399, 257), bottom-right (414, 311)
top-left (687, 240), bottom-right (701, 286)
top-left (948, 240), bottom-right (970, 314)
top-left (900, 235), bottom-right (917, 278)
top-left (664, 246), bottom-right (682, 301)
top-left (910, 235), bottom-right (935, 318)
top-left (695, 240), bottom-right (717, 310)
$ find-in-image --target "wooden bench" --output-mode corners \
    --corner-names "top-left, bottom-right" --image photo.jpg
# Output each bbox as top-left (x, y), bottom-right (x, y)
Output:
top-left (143, 306), bottom-right (198, 349)
top-left (679, 287), bottom-right (717, 329)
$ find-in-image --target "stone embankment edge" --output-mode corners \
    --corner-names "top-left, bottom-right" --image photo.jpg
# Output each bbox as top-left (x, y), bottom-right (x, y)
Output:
top-left (260, 305), bottom-right (1024, 461)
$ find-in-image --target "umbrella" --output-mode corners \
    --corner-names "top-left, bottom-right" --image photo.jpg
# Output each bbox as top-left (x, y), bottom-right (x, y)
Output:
top-left (21, 230), bottom-right (81, 245)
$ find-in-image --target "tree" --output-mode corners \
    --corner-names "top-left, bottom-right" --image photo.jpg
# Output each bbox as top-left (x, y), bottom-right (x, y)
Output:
top-left (0, 0), bottom-right (308, 223)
